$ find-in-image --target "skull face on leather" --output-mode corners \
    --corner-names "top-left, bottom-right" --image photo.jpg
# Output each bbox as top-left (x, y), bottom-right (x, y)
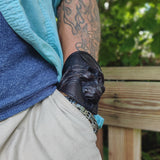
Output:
top-left (58, 51), bottom-right (105, 114)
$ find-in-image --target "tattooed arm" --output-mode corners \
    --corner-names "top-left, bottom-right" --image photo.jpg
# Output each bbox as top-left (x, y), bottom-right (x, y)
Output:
top-left (57, 0), bottom-right (103, 158)
top-left (57, 0), bottom-right (101, 62)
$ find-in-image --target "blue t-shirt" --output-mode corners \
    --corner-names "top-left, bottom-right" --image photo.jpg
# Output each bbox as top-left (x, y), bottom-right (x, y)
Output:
top-left (0, 0), bottom-right (63, 121)
top-left (0, 0), bottom-right (63, 81)
top-left (0, 13), bottom-right (58, 121)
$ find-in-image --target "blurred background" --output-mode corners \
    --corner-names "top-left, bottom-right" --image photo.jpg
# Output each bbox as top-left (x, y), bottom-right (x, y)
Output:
top-left (99, 0), bottom-right (160, 66)
top-left (98, 0), bottom-right (160, 159)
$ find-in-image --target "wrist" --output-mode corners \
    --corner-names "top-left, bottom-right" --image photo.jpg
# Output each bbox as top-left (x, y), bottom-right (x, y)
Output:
top-left (58, 51), bottom-right (105, 114)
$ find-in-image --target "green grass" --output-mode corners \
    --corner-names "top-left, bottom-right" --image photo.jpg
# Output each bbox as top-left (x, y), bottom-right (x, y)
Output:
top-left (103, 146), bottom-right (108, 160)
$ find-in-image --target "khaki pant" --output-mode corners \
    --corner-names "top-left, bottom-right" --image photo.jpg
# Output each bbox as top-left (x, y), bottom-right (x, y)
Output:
top-left (0, 90), bottom-right (101, 160)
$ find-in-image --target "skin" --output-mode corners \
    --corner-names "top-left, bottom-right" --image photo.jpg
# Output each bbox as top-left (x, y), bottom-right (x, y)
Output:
top-left (57, 0), bottom-right (103, 158)
top-left (58, 0), bottom-right (101, 62)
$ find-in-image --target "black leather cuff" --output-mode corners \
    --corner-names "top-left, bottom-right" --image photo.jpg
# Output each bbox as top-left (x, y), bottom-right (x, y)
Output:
top-left (58, 51), bottom-right (105, 114)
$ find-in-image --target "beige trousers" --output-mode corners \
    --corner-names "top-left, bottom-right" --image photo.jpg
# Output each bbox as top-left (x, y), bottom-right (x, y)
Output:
top-left (0, 90), bottom-right (101, 160)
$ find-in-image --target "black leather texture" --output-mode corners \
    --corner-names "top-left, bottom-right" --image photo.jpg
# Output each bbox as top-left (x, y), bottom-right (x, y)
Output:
top-left (58, 51), bottom-right (105, 114)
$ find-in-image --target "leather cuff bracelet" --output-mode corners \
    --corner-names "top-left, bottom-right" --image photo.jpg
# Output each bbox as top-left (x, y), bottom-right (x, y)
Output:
top-left (58, 51), bottom-right (105, 114)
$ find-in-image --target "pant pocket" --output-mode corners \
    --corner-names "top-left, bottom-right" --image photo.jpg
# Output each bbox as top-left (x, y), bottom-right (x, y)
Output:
top-left (51, 89), bottom-right (97, 141)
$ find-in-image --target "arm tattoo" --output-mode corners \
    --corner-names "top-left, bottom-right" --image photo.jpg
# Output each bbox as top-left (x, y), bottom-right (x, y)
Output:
top-left (60, 0), bottom-right (100, 59)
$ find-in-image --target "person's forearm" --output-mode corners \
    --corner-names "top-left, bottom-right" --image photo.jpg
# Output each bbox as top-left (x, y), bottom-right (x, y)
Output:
top-left (57, 0), bottom-right (103, 158)
top-left (57, 0), bottom-right (101, 62)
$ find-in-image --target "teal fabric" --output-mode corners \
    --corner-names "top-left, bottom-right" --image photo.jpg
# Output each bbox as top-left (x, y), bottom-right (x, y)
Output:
top-left (0, 0), bottom-right (63, 81)
top-left (94, 115), bottom-right (104, 129)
